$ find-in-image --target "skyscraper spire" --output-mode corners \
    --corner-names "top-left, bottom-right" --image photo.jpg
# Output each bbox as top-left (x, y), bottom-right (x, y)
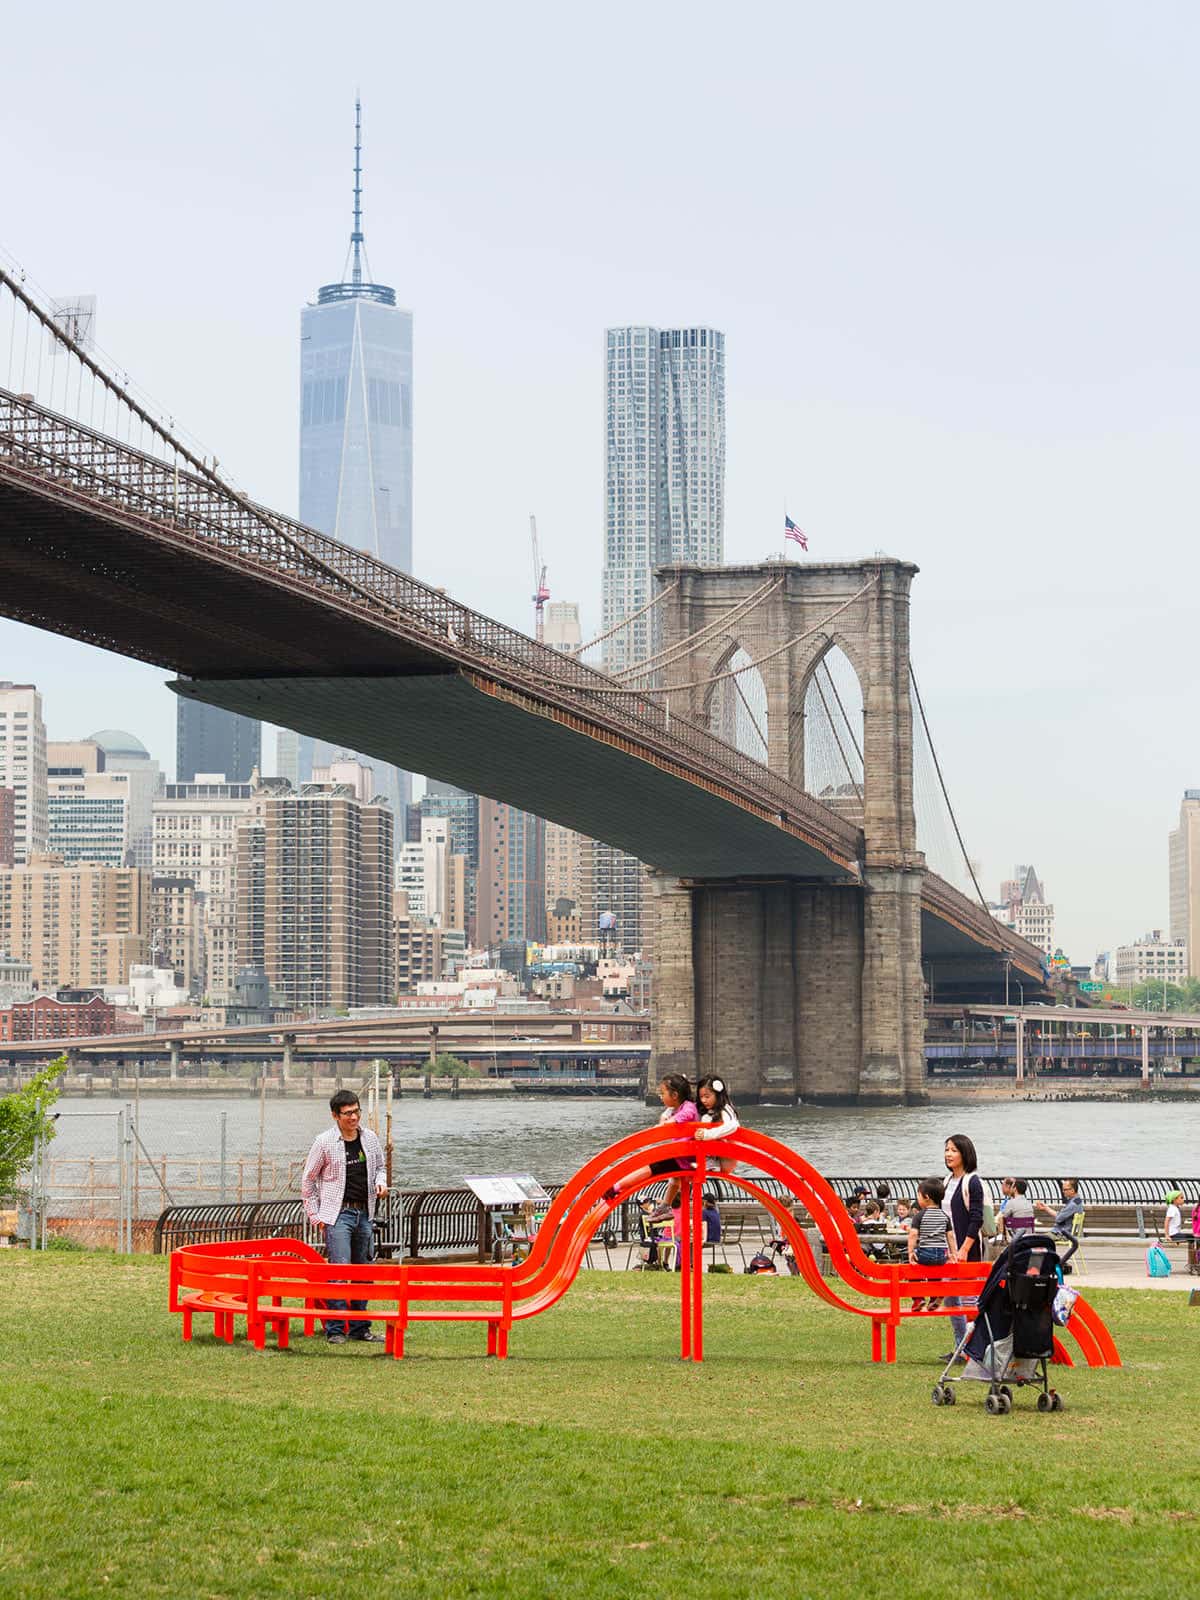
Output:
top-left (351, 96), bottom-right (364, 288)
top-left (318, 98), bottom-right (395, 306)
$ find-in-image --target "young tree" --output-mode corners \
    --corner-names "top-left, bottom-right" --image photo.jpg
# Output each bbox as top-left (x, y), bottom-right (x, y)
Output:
top-left (0, 1060), bottom-right (64, 1199)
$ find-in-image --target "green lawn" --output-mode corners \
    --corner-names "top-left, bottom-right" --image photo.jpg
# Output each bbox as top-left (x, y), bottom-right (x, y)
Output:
top-left (0, 1255), bottom-right (1195, 1599)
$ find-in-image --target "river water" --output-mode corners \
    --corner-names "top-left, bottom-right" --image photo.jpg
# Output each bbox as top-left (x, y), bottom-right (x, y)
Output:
top-left (50, 1095), bottom-right (1200, 1189)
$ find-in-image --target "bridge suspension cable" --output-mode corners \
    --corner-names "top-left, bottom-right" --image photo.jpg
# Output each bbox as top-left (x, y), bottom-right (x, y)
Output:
top-left (615, 576), bottom-right (783, 681)
top-left (908, 664), bottom-right (991, 915)
top-left (570, 577), bottom-right (878, 697)
top-left (0, 257), bottom-right (428, 626)
top-left (569, 580), bottom-right (681, 655)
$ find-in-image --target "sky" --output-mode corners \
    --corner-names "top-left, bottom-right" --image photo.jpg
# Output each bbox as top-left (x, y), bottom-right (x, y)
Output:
top-left (1, 1), bottom-right (1197, 962)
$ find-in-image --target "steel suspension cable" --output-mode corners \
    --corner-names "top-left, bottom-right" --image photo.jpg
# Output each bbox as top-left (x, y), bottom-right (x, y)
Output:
top-left (570, 580), bottom-right (681, 655)
top-left (811, 669), bottom-right (862, 798)
top-left (0, 265), bottom-right (420, 623)
top-left (615, 577), bottom-right (783, 681)
top-left (908, 664), bottom-right (990, 913)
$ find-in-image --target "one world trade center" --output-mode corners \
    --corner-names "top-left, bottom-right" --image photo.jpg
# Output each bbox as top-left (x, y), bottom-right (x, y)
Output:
top-left (286, 100), bottom-right (413, 817)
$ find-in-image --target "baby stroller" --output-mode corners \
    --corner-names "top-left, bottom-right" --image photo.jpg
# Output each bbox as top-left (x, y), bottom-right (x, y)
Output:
top-left (931, 1232), bottom-right (1075, 1414)
top-left (745, 1237), bottom-right (800, 1276)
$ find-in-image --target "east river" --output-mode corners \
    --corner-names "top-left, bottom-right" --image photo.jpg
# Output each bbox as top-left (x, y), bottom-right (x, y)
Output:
top-left (50, 1094), bottom-right (1200, 1189)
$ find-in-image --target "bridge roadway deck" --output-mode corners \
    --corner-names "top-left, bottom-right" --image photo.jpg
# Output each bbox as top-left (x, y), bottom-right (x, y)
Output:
top-left (0, 389), bottom-right (1042, 981)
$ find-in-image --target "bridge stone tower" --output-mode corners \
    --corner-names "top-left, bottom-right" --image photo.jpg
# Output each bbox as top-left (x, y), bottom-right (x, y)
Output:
top-left (649, 558), bottom-right (926, 1104)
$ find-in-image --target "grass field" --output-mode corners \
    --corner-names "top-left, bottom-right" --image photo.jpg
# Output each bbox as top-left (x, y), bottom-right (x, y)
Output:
top-left (0, 1255), bottom-right (1195, 1599)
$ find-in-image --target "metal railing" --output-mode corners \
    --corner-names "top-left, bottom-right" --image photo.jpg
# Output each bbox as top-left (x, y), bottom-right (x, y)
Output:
top-left (151, 1173), bottom-right (1197, 1255)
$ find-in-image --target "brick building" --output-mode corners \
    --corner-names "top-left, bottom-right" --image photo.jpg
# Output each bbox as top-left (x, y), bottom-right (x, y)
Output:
top-left (0, 991), bottom-right (119, 1041)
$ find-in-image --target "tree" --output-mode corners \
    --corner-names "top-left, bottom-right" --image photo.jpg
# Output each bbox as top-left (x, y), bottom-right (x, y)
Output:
top-left (432, 1052), bottom-right (476, 1077)
top-left (0, 1060), bottom-right (64, 1200)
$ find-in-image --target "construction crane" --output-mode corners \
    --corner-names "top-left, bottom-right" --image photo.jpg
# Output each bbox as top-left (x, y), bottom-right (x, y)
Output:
top-left (530, 514), bottom-right (550, 643)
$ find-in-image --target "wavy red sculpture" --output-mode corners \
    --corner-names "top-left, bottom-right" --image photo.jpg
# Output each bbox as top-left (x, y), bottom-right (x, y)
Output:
top-left (168, 1123), bottom-right (1121, 1369)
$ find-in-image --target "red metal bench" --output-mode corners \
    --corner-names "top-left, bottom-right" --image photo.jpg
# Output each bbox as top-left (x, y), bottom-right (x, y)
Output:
top-left (168, 1125), bottom-right (1122, 1370)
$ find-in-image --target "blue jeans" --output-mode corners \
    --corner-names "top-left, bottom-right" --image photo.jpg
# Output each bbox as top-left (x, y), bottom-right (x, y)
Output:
top-left (324, 1207), bottom-right (374, 1338)
top-left (946, 1293), bottom-right (977, 1350)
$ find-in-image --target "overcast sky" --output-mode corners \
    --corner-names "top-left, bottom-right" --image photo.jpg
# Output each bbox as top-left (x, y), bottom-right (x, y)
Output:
top-left (2, 1), bottom-right (1197, 961)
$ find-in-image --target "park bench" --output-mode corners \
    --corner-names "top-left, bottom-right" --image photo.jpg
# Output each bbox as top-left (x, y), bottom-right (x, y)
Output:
top-left (167, 1124), bottom-right (1122, 1370)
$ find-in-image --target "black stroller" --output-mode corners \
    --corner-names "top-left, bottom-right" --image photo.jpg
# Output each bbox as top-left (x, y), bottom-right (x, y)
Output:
top-left (932, 1232), bottom-right (1076, 1414)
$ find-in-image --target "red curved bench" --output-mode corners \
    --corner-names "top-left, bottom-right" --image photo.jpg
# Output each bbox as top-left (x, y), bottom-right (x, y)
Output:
top-left (168, 1124), bottom-right (1121, 1370)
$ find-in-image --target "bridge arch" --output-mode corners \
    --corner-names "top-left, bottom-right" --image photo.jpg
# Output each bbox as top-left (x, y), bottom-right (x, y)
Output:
top-left (797, 639), bottom-right (865, 820)
top-left (703, 638), bottom-right (769, 763)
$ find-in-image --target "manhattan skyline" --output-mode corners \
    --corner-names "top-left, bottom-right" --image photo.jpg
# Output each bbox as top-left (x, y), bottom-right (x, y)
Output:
top-left (1, 1), bottom-right (1197, 963)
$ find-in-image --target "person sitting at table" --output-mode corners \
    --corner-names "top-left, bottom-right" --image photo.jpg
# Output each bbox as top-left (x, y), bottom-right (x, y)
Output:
top-left (1001, 1178), bottom-right (1036, 1235)
top-left (1034, 1177), bottom-right (1083, 1240)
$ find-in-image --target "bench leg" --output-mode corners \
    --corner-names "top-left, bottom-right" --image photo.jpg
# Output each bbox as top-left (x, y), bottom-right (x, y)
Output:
top-left (885, 1320), bottom-right (897, 1364)
top-left (486, 1321), bottom-right (497, 1357)
top-left (182, 1308), bottom-right (193, 1342)
top-left (497, 1325), bottom-right (509, 1359)
top-left (391, 1323), bottom-right (406, 1360)
top-left (276, 1317), bottom-right (289, 1350)
top-left (871, 1320), bottom-right (882, 1363)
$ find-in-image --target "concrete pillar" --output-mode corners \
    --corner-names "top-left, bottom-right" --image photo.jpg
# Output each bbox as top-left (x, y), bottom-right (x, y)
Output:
top-left (648, 875), bottom-right (696, 1089)
top-left (1141, 1026), bottom-right (1150, 1089)
top-left (282, 1036), bottom-right (295, 1082)
top-left (168, 1041), bottom-right (181, 1081)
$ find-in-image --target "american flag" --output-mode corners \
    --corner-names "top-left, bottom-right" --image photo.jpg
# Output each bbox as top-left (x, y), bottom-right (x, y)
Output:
top-left (784, 516), bottom-right (809, 551)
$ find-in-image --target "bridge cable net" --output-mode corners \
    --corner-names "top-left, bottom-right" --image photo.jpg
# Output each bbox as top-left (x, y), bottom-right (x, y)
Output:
top-left (572, 578), bottom-right (879, 697)
top-left (614, 577), bottom-right (784, 682)
top-left (569, 579), bottom-right (680, 658)
top-left (908, 664), bottom-right (991, 912)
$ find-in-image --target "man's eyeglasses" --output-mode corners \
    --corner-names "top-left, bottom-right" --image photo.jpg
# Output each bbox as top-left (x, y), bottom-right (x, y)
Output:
top-left (337, 1108), bottom-right (361, 1118)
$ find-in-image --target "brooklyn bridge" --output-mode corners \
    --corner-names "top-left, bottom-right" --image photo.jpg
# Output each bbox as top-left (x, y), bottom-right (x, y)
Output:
top-left (0, 266), bottom-right (1045, 1103)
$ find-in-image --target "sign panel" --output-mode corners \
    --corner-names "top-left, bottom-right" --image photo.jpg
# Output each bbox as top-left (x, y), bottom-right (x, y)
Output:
top-left (462, 1173), bottom-right (551, 1207)
top-left (1078, 981), bottom-right (1103, 992)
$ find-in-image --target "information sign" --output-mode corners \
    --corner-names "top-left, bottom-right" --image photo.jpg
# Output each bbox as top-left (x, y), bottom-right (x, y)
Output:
top-left (1078, 981), bottom-right (1103, 992)
top-left (462, 1173), bottom-right (551, 1207)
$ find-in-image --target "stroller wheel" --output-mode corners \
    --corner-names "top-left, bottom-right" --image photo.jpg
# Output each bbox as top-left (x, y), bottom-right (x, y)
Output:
top-left (931, 1385), bottom-right (945, 1406)
top-left (998, 1391), bottom-right (1013, 1414)
top-left (985, 1392), bottom-right (1005, 1416)
top-left (999, 1385), bottom-right (1013, 1404)
top-left (1036, 1392), bottom-right (1053, 1413)
top-left (1051, 1391), bottom-right (1065, 1412)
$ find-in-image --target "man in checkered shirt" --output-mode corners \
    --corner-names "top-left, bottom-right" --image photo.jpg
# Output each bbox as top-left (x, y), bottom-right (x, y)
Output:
top-left (301, 1090), bottom-right (389, 1345)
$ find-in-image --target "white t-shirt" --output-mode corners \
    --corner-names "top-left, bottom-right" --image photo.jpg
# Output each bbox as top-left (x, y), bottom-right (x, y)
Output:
top-left (1166, 1202), bottom-right (1183, 1238)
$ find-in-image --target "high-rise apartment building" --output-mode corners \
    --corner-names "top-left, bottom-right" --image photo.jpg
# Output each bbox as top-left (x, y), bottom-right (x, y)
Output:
top-left (176, 700), bottom-right (261, 786)
top-left (597, 329), bottom-right (725, 955)
top-left (601, 326), bottom-right (725, 674)
top-left (580, 840), bottom-right (646, 955)
top-left (1169, 791), bottom-right (1200, 978)
top-left (0, 683), bottom-right (47, 866)
top-left (150, 876), bottom-right (203, 995)
top-left (419, 782), bottom-right (479, 939)
top-left (0, 787), bottom-right (15, 869)
top-left (236, 783), bottom-right (394, 1010)
top-left (294, 101), bottom-right (413, 823)
top-left (152, 778), bottom-right (258, 1003)
top-left (545, 822), bottom-right (584, 944)
top-left (543, 602), bottom-right (582, 653)
top-left (0, 853), bottom-right (148, 989)
top-left (47, 764), bottom-right (131, 867)
top-left (477, 800), bottom-right (545, 947)
top-left (90, 730), bottom-right (163, 868)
